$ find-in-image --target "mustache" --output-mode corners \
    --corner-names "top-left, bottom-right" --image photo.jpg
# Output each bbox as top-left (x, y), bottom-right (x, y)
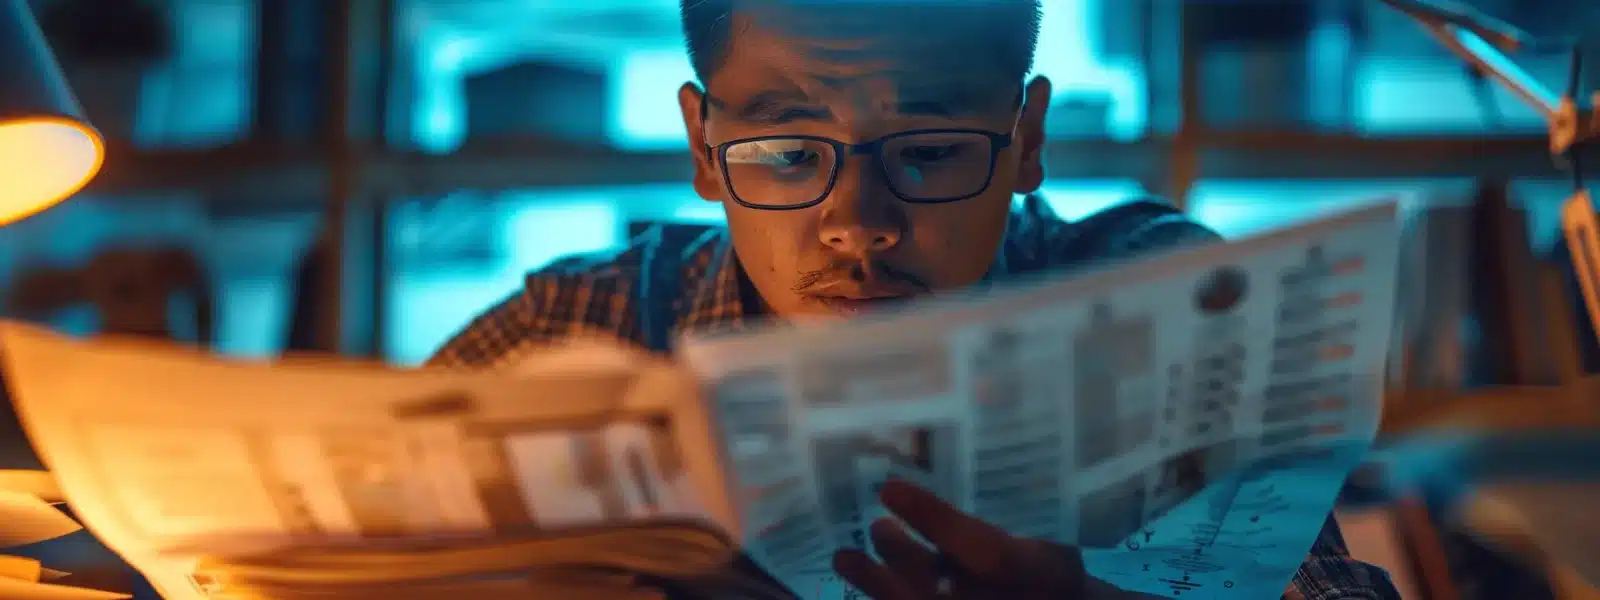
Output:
top-left (791, 261), bottom-right (929, 294)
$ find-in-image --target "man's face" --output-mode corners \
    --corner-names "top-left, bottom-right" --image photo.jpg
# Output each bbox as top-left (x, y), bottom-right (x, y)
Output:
top-left (678, 3), bottom-right (1052, 322)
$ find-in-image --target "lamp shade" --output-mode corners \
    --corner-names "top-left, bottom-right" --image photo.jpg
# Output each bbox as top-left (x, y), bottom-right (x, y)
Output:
top-left (0, 0), bottom-right (102, 226)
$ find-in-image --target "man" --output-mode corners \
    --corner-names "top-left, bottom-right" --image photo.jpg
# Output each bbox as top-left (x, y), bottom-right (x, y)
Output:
top-left (431, 0), bottom-right (1400, 598)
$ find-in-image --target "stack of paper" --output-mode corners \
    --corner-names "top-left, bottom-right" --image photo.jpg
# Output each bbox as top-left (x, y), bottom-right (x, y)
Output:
top-left (0, 469), bottom-right (129, 599)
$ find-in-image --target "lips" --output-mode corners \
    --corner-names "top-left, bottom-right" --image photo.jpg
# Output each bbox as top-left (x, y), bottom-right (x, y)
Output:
top-left (801, 274), bottom-right (928, 317)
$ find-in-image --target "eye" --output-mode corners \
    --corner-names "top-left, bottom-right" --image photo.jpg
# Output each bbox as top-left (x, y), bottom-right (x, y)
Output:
top-left (767, 149), bottom-right (820, 168)
top-left (727, 141), bottom-right (822, 169)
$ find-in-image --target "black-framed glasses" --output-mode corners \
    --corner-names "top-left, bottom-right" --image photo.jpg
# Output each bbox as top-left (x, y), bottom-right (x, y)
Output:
top-left (708, 129), bottom-right (1013, 210)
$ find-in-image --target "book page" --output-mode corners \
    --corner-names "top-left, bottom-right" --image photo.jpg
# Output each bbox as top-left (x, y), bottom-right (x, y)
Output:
top-left (0, 489), bottom-right (81, 546)
top-left (0, 329), bottom-right (739, 600)
top-left (680, 202), bottom-right (1401, 599)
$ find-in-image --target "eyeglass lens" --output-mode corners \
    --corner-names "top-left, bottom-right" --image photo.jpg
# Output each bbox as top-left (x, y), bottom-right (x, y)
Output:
top-left (722, 131), bottom-right (996, 207)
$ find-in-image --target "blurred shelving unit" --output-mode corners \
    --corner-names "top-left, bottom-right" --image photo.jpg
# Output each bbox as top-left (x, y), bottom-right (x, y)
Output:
top-left (53, 0), bottom-right (1584, 355)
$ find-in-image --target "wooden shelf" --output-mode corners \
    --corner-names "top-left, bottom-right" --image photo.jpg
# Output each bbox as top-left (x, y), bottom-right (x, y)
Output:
top-left (85, 132), bottom-right (1566, 209)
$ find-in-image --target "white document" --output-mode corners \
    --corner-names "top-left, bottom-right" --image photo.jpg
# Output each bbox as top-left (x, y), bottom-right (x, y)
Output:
top-left (681, 202), bottom-right (1401, 598)
top-left (0, 332), bottom-right (738, 600)
top-left (0, 490), bottom-right (81, 547)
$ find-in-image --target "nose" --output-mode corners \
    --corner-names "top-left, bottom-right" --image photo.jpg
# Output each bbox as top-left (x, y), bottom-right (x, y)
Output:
top-left (817, 158), bottom-right (906, 255)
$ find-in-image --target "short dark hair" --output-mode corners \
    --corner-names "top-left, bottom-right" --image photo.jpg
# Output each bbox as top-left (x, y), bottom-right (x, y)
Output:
top-left (680, 0), bottom-right (1043, 84)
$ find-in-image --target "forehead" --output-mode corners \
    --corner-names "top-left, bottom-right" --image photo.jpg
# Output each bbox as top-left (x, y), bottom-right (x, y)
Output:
top-left (706, 3), bottom-right (1021, 116)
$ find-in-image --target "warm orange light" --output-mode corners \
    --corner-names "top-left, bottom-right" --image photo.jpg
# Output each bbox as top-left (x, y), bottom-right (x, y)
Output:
top-left (0, 116), bottom-right (103, 226)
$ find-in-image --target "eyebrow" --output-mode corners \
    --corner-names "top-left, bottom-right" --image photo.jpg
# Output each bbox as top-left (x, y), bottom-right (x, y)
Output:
top-left (731, 89), bottom-right (832, 124)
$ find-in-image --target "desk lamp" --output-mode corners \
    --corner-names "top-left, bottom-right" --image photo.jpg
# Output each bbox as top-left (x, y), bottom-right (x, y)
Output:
top-left (0, 0), bottom-right (95, 468)
top-left (0, 0), bottom-right (103, 593)
top-left (0, 0), bottom-right (103, 225)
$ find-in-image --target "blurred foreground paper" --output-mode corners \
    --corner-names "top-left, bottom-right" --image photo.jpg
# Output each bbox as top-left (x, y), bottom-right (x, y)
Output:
top-left (0, 323), bottom-right (751, 600)
top-left (678, 202), bottom-right (1401, 599)
top-left (0, 555), bottom-right (45, 582)
top-left (0, 203), bottom-right (1401, 599)
top-left (0, 490), bottom-right (81, 546)
top-left (0, 578), bottom-right (130, 600)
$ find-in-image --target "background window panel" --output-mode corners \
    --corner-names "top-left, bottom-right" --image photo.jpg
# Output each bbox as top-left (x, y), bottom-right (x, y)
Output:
top-left (0, 197), bottom-right (309, 358)
top-left (384, 192), bottom-right (625, 365)
top-left (133, 0), bottom-right (256, 148)
top-left (606, 0), bottom-right (1149, 147)
top-left (1187, 179), bottom-right (1472, 239)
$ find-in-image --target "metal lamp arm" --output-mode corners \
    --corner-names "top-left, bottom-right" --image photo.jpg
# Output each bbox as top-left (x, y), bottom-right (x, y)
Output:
top-left (1376, 0), bottom-right (1600, 153)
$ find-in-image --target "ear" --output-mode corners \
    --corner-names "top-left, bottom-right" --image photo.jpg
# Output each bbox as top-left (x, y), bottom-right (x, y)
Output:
top-left (1012, 75), bottom-right (1052, 195)
top-left (678, 82), bottom-right (723, 202)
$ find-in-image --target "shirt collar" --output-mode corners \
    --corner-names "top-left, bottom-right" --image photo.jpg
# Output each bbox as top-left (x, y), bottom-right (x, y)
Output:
top-left (677, 230), bottom-right (750, 336)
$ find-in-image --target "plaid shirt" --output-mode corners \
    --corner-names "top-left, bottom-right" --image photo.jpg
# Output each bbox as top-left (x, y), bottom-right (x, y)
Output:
top-left (429, 195), bottom-right (1400, 600)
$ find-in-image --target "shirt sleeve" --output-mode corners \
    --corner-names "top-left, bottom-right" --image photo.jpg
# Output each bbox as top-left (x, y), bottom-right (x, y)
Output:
top-left (424, 281), bottom-right (551, 369)
top-left (1089, 199), bottom-right (1224, 259)
top-left (1024, 197), bottom-right (1224, 269)
top-left (422, 246), bottom-right (649, 369)
top-left (1285, 516), bottom-right (1403, 600)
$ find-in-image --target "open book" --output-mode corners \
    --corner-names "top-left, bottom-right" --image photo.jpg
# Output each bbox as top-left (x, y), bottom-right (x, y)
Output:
top-left (0, 203), bottom-right (1401, 600)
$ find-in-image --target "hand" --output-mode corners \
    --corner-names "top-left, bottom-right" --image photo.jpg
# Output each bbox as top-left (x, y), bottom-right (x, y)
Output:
top-left (831, 480), bottom-right (1158, 599)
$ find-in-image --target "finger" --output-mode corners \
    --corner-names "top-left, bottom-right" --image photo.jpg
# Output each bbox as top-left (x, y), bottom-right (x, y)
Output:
top-left (878, 479), bottom-right (1012, 575)
top-left (869, 518), bottom-right (940, 595)
top-left (832, 548), bottom-right (916, 600)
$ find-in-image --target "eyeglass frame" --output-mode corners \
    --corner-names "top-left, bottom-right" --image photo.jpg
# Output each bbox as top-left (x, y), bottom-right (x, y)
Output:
top-left (703, 129), bottom-right (1015, 211)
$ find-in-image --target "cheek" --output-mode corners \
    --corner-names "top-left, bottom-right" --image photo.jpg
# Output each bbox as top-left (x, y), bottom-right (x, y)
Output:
top-left (906, 191), bottom-right (1011, 284)
top-left (723, 205), bottom-right (813, 275)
